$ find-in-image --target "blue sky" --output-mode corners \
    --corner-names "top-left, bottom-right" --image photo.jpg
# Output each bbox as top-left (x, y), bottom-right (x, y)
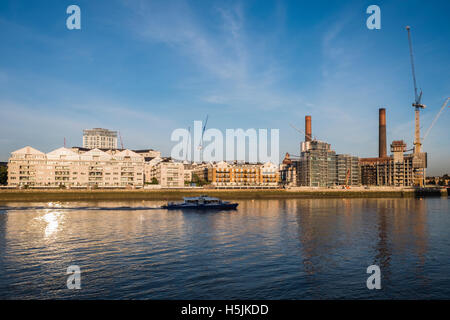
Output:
top-left (0, 0), bottom-right (449, 175)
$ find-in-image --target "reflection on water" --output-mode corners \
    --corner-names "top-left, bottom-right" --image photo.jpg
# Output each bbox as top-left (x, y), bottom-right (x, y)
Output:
top-left (37, 211), bottom-right (62, 238)
top-left (0, 198), bottom-right (449, 299)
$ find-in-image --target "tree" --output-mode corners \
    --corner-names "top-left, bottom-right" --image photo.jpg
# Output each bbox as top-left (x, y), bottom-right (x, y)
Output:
top-left (0, 166), bottom-right (7, 185)
top-left (191, 173), bottom-right (207, 186)
top-left (151, 177), bottom-right (159, 185)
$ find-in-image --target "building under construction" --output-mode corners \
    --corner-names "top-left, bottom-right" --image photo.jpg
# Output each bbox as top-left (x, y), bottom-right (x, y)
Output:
top-left (281, 116), bottom-right (360, 187)
top-left (297, 139), bottom-right (337, 187)
top-left (359, 108), bottom-right (424, 187)
top-left (336, 154), bottom-right (360, 186)
top-left (282, 26), bottom-right (440, 188)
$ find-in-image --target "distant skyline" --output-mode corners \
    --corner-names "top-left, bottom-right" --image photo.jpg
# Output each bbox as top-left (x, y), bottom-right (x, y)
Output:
top-left (0, 0), bottom-right (449, 175)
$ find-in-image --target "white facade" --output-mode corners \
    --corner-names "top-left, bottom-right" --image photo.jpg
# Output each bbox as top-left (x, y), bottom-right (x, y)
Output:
top-left (83, 128), bottom-right (118, 149)
top-left (8, 146), bottom-right (143, 187)
top-left (144, 157), bottom-right (185, 188)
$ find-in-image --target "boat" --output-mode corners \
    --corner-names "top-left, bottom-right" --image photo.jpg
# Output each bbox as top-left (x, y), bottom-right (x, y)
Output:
top-left (162, 195), bottom-right (238, 210)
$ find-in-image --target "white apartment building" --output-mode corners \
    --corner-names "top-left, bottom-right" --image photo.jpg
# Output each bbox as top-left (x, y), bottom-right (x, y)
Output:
top-left (83, 128), bottom-right (118, 149)
top-left (143, 157), bottom-right (163, 184)
top-left (8, 146), bottom-right (144, 188)
top-left (144, 157), bottom-right (184, 188)
top-left (260, 162), bottom-right (279, 185)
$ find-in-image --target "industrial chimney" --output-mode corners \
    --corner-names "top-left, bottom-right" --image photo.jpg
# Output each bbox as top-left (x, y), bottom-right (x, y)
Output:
top-left (305, 115), bottom-right (312, 142)
top-left (379, 108), bottom-right (387, 158)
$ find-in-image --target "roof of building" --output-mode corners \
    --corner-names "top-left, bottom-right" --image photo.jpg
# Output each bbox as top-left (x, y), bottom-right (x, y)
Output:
top-left (83, 128), bottom-right (117, 133)
top-left (72, 147), bottom-right (159, 154)
top-left (72, 146), bottom-right (125, 152)
top-left (282, 152), bottom-right (292, 164)
top-left (215, 160), bottom-right (229, 167)
top-left (114, 149), bottom-right (143, 158)
top-left (47, 147), bottom-right (80, 160)
top-left (81, 148), bottom-right (113, 159)
top-left (262, 161), bottom-right (277, 167)
top-left (11, 146), bottom-right (45, 155)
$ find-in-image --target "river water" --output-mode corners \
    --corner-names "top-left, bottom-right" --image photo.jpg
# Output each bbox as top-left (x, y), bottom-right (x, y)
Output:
top-left (0, 198), bottom-right (449, 299)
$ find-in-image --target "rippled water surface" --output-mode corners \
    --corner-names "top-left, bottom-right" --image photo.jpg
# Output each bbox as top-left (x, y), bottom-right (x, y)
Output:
top-left (0, 198), bottom-right (449, 299)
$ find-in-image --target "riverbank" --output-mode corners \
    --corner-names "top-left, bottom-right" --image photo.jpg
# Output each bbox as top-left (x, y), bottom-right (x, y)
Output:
top-left (0, 187), bottom-right (447, 202)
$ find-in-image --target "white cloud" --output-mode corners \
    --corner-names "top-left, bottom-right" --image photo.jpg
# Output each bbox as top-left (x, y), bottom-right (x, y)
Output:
top-left (122, 0), bottom-right (309, 112)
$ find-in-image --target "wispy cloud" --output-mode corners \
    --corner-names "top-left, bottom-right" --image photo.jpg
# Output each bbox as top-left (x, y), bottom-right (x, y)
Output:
top-left (121, 0), bottom-right (308, 112)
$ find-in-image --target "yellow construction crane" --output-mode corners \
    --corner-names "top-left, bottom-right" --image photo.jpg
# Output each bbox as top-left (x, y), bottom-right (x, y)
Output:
top-left (406, 26), bottom-right (427, 187)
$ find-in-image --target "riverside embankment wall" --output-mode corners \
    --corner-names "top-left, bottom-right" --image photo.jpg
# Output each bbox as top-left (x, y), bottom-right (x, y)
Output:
top-left (0, 187), bottom-right (446, 202)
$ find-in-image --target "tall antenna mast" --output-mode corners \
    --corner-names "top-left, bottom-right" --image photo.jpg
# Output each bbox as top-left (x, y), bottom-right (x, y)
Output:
top-left (186, 126), bottom-right (191, 161)
top-left (198, 115), bottom-right (209, 163)
top-left (119, 131), bottom-right (124, 149)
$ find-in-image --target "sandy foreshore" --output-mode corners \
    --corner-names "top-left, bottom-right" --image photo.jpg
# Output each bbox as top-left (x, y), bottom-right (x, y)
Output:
top-left (1, 187), bottom-right (445, 202)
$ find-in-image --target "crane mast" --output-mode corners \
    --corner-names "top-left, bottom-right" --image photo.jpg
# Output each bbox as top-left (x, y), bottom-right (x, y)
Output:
top-left (119, 131), bottom-right (124, 149)
top-left (198, 115), bottom-right (209, 163)
top-left (198, 115), bottom-right (209, 150)
top-left (185, 126), bottom-right (191, 161)
top-left (406, 26), bottom-right (426, 187)
top-left (407, 26), bottom-right (420, 105)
